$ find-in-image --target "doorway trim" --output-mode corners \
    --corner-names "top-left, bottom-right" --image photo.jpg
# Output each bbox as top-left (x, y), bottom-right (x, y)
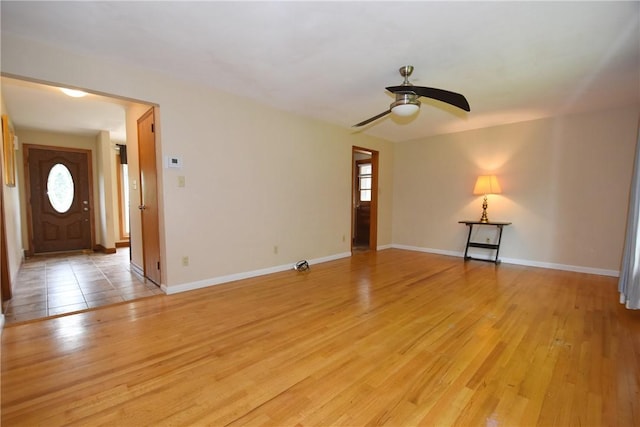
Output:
top-left (352, 146), bottom-right (379, 251)
top-left (1, 149), bottom-right (11, 303)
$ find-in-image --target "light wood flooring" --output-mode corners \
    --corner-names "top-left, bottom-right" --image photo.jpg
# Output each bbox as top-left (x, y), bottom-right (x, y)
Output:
top-left (2, 249), bottom-right (639, 426)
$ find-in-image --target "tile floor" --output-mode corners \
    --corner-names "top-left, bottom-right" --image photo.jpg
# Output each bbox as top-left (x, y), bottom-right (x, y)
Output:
top-left (3, 248), bottom-right (163, 324)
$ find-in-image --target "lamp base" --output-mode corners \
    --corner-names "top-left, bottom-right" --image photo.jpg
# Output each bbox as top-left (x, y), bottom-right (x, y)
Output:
top-left (479, 195), bottom-right (489, 223)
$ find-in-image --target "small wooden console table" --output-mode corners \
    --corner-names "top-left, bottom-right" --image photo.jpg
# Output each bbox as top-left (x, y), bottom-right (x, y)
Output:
top-left (459, 221), bottom-right (512, 264)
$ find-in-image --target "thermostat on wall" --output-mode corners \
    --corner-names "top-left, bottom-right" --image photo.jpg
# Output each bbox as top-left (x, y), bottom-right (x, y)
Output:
top-left (165, 156), bottom-right (183, 169)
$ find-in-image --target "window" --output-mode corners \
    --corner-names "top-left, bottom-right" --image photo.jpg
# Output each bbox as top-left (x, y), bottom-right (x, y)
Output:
top-left (358, 163), bottom-right (372, 202)
top-left (46, 163), bottom-right (74, 213)
top-left (116, 153), bottom-right (130, 239)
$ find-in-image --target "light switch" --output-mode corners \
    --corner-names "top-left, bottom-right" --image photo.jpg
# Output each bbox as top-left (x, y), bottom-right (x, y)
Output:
top-left (178, 176), bottom-right (186, 188)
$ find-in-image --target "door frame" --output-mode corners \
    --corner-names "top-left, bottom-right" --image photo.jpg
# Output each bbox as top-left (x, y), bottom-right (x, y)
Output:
top-left (1, 147), bottom-right (11, 303)
top-left (352, 146), bottom-right (379, 251)
top-left (23, 144), bottom-right (95, 256)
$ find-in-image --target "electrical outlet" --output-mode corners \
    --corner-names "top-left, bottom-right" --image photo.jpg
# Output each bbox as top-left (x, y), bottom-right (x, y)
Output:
top-left (273, 245), bottom-right (278, 255)
top-left (182, 256), bottom-right (189, 267)
top-left (342, 234), bottom-right (346, 242)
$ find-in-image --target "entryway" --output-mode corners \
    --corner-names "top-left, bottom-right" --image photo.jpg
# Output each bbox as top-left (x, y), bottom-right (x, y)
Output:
top-left (0, 76), bottom-right (164, 324)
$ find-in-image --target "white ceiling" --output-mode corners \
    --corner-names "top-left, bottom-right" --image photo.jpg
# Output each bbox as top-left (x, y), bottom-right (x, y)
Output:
top-left (0, 77), bottom-right (135, 142)
top-left (1, 1), bottom-right (639, 143)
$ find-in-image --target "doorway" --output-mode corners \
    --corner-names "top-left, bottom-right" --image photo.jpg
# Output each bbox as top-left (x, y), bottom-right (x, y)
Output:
top-left (25, 145), bottom-right (94, 255)
top-left (352, 147), bottom-right (379, 251)
top-left (0, 75), bottom-right (163, 322)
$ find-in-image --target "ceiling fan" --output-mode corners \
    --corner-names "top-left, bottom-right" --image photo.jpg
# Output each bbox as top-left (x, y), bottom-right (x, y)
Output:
top-left (353, 65), bottom-right (470, 127)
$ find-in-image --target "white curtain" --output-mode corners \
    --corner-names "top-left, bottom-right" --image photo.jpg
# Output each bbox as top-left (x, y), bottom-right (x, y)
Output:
top-left (619, 125), bottom-right (640, 309)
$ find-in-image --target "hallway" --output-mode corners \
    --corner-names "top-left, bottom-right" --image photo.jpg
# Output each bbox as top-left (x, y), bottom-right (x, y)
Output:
top-left (3, 248), bottom-right (163, 324)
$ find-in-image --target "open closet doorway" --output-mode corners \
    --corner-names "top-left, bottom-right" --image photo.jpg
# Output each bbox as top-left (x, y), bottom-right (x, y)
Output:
top-left (352, 147), bottom-right (378, 251)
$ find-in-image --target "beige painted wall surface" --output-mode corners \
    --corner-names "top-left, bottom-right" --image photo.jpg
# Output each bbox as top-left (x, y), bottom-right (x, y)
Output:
top-left (0, 95), bottom-right (23, 285)
top-left (393, 106), bottom-right (639, 272)
top-left (2, 34), bottom-right (393, 290)
top-left (124, 104), bottom-right (150, 273)
top-left (96, 130), bottom-right (117, 250)
top-left (151, 78), bottom-right (393, 286)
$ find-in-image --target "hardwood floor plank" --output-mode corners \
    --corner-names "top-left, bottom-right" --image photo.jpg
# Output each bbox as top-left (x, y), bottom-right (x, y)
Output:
top-left (2, 249), bottom-right (639, 426)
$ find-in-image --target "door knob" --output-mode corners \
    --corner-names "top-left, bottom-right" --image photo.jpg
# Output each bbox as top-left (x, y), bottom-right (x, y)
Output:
top-left (138, 205), bottom-right (146, 210)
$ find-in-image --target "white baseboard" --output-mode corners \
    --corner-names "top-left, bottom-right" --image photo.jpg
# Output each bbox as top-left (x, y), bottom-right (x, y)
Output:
top-left (499, 257), bottom-right (619, 277)
top-left (163, 251), bottom-right (352, 295)
top-left (390, 244), bottom-right (619, 277)
top-left (391, 244), bottom-right (462, 258)
top-left (159, 244), bottom-right (619, 296)
top-left (0, 314), bottom-right (5, 333)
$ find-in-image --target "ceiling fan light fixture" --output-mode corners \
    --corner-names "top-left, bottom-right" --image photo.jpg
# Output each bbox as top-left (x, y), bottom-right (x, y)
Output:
top-left (391, 103), bottom-right (420, 117)
top-left (390, 94), bottom-right (420, 117)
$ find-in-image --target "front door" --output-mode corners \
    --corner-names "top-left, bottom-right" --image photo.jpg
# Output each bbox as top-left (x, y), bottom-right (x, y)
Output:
top-left (137, 108), bottom-right (161, 285)
top-left (26, 146), bottom-right (93, 254)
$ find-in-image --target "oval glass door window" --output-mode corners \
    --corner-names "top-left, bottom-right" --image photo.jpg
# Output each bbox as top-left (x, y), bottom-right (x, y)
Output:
top-left (47, 163), bottom-right (75, 213)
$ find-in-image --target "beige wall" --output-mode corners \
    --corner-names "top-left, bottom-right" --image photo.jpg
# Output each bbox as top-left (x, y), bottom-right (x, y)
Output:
top-left (96, 130), bottom-right (117, 250)
top-left (124, 104), bottom-right (150, 272)
top-left (2, 34), bottom-right (394, 292)
top-left (154, 79), bottom-right (393, 288)
top-left (393, 106), bottom-right (639, 273)
top-left (0, 95), bottom-right (23, 286)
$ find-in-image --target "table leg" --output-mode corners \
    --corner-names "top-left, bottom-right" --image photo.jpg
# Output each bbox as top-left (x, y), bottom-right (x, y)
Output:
top-left (463, 224), bottom-right (473, 260)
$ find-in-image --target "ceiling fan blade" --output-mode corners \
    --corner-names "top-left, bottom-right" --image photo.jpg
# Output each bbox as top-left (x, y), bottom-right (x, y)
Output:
top-left (353, 109), bottom-right (392, 127)
top-left (386, 85), bottom-right (470, 112)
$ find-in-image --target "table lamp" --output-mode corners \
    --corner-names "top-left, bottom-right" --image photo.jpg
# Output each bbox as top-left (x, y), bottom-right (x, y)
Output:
top-left (473, 175), bottom-right (502, 223)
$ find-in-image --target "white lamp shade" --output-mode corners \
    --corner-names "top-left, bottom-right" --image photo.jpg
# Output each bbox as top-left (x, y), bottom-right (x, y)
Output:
top-left (391, 103), bottom-right (420, 117)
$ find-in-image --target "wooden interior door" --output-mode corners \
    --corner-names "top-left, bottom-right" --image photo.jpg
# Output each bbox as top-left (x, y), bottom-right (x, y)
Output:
top-left (137, 108), bottom-right (161, 285)
top-left (26, 146), bottom-right (93, 254)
